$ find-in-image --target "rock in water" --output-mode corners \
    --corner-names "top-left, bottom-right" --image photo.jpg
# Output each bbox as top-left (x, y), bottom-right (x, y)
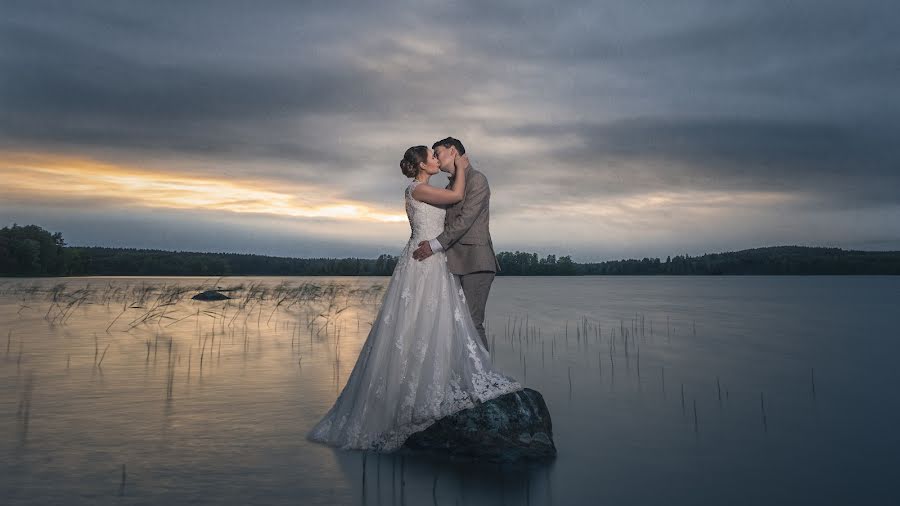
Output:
top-left (191, 290), bottom-right (230, 301)
top-left (403, 388), bottom-right (556, 462)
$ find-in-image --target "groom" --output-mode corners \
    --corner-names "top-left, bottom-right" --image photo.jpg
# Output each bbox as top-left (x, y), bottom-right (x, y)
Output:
top-left (412, 137), bottom-right (501, 352)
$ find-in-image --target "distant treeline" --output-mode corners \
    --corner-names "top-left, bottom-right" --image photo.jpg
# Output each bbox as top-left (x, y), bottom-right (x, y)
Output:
top-left (497, 249), bottom-right (900, 275)
top-left (2, 224), bottom-right (899, 277)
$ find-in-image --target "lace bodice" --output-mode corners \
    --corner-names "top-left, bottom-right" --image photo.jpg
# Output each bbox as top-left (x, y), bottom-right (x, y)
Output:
top-left (405, 181), bottom-right (446, 243)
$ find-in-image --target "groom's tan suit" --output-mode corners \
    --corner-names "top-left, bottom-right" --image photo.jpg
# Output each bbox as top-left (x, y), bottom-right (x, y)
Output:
top-left (434, 164), bottom-right (500, 351)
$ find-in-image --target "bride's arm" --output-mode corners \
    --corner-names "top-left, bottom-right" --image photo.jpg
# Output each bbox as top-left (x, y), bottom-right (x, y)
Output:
top-left (411, 156), bottom-right (468, 205)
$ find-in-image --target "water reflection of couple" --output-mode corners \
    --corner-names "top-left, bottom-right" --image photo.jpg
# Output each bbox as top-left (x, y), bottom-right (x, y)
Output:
top-left (308, 137), bottom-right (521, 451)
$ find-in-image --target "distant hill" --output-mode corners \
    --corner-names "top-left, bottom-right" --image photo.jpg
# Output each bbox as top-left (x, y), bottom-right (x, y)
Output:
top-left (2, 224), bottom-right (898, 276)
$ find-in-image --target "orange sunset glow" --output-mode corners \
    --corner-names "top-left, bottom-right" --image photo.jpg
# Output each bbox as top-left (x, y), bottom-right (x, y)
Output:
top-left (0, 152), bottom-right (406, 223)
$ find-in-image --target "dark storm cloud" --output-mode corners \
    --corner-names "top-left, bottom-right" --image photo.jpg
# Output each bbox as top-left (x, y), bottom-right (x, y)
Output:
top-left (504, 116), bottom-right (900, 206)
top-left (0, 5), bottom-right (402, 169)
top-left (4, 1), bottom-right (897, 162)
top-left (446, 0), bottom-right (900, 90)
top-left (433, 0), bottom-right (900, 208)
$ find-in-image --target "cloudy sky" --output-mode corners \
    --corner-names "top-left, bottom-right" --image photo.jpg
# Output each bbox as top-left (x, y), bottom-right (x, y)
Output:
top-left (2, 0), bottom-right (898, 261)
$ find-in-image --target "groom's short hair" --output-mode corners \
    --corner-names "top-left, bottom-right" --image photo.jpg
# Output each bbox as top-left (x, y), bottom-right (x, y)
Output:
top-left (432, 137), bottom-right (466, 155)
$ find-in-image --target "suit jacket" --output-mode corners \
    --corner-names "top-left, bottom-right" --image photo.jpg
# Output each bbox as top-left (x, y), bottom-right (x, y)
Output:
top-left (436, 165), bottom-right (501, 275)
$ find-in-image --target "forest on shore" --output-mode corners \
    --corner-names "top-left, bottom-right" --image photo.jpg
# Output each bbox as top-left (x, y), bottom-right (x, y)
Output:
top-left (2, 224), bottom-right (899, 277)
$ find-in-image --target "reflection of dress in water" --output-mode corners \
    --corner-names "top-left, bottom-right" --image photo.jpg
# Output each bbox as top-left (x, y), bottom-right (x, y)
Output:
top-left (308, 180), bottom-right (522, 451)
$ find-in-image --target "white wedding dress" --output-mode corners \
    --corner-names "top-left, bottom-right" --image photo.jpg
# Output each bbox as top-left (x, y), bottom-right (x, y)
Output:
top-left (308, 180), bottom-right (522, 452)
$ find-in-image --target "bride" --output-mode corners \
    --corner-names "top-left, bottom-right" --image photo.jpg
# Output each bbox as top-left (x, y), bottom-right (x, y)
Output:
top-left (307, 145), bottom-right (522, 452)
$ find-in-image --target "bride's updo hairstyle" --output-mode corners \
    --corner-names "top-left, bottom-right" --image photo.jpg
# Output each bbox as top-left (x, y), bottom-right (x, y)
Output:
top-left (400, 145), bottom-right (428, 178)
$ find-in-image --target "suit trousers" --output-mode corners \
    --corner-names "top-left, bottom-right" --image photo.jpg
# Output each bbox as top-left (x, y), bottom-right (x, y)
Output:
top-left (457, 271), bottom-right (495, 352)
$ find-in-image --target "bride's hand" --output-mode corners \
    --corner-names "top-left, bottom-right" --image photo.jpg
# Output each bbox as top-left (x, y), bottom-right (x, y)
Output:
top-left (454, 154), bottom-right (470, 173)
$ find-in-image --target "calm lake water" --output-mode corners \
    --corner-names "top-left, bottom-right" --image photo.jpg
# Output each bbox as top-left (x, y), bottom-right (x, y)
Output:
top-left (1, 275), bottom-right (898, 505)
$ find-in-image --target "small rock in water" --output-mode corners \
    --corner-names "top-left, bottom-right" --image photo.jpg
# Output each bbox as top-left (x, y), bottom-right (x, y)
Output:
top-left (403, 388), bottom-right (557, 462)
top-left (191, 290), bottom-right (230, 301)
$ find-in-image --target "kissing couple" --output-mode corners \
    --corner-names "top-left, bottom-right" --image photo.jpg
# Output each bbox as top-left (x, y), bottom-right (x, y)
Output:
top-left (308, 137), bottom-right (522, 452)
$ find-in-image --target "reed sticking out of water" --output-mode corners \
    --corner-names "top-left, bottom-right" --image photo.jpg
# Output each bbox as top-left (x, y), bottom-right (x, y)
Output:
top-left (97, 344), bottom-right (110, 367)
top-left (568, 367), bottom-right (573, 399)
top-left (119, 464), bottom-right (126, 496)
top-left (608, 341), bottom-right (614, 374)
top-left (636, 346), bottom-right (641, 380)
top-left (760, 392), bottom-right (768, 432)
top-left (6, 329), bottom-right (10, 355)
top-left (716, 376), bottom-right (722, 403)
top-left (432, 472), bottom-right (439, 505)
top-left (200, 333), bottom-right (208, 370)
top-left (107, 301), bottom-right (127, 332)
top-left (693, 399), bottom-right (699, 433)
top-left (66, 354), bottom-right (70, 369)
top-left (166, 349), bottom-right (176, 400)
top-left (361, 451), bottom-right (367, 494)
top-left (94, 333), bottom-right (99, 364)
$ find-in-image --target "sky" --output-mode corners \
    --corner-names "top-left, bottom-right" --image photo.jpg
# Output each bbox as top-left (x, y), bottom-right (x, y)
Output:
top-left (2, 0), bottom-right (898, 261)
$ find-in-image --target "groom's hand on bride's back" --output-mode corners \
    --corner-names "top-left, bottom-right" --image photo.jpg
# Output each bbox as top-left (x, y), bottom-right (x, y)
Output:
top-left (412, 241), bottom-right (433, 261)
